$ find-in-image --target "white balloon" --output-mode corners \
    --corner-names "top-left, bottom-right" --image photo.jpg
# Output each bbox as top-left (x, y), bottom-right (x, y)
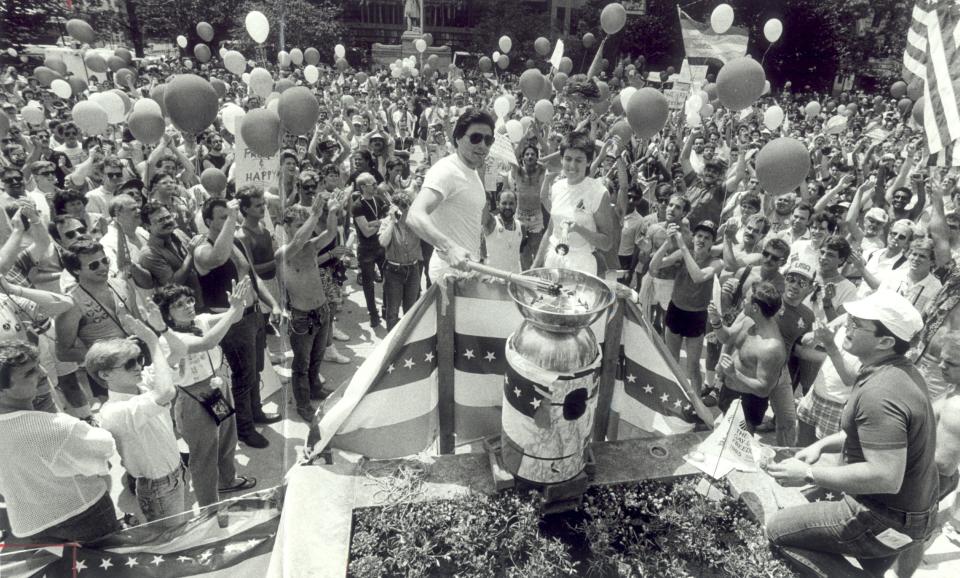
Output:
top-left (415, 39), bottom-right (427, 53)
top-left (241, 72), bottom-right (251, 84)
top-left (494, 95), bottom-right (510, 118)
top-left (248, 67), bottom-right (274, 98)
top-left (91, 91), bottom-right (125, 124)
top-left (176, 35), bottom-right (187, 49)
top-left (133, 98), bottom-right (162, 116)
top-left (223, 50), bottom-right (246, 76)
top-left (499, 36), bottom-right (512, 54)
top-left (221, 104), bottom-right (246, 135)
top-left (710, 4), bottom-right (734, 34)
top-left (685, 94), bottom-right (703, 115)
top-left (763, 105), bottom-right (785, 130)
top-left (50, 78), bottom-right (72, 99)
top-left (219, 46), bottom-right (227, 59)
top-left (506, 119), bottom-right (523, 143)
top-left (764, 18), bottom-right (783, 43)
top-left (278, 50), bottom-right (290, 68)
top-left (335, 44), bottom-right (346, 59)
top-left (245, 10), bottom-right (270, 44)
top-left (304, 64), bottom-right (319, 84)
top-left (619, 86), bottom-right (637, 111)
top-left (21, 104), bottom-right (44, 125)
top-left (686, 111), bottom-right (702, 127)
top-left (266, 98), bottom-right (279, 113)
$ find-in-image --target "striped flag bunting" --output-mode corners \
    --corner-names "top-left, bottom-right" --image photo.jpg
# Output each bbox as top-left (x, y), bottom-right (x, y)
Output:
top-left (0, 488), bottom-right (281, 578)
top-left (903, 0), bottom-right (933, 84)
top-left (677, 8), bottom-right (748, 64)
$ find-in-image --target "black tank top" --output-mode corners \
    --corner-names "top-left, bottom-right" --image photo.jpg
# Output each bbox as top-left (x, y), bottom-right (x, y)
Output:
top-left (195, 239), bottom-right (256, 311)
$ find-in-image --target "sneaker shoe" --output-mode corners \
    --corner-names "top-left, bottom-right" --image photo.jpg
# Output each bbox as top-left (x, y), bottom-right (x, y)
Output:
top-left (332, 327), bottom-right (349, 341)
top-left (756, 416), bottom-right (776, 433)
top-left (253, 411), bottom-right (282, 425)
top-left (370, 316), bottom-right (382, 328)
top-left (239, 430), bottom-right (269, 448)
top-left (324, 345), bottom-right (350, 364)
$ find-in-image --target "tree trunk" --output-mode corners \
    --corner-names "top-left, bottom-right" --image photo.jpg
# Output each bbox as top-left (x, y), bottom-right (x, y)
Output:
top-left (123, 0), bottom-right (144, 57)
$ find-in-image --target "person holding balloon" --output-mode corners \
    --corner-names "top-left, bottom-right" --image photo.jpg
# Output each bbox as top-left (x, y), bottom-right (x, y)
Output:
top-left (533, 130), bottom-right (619, 276)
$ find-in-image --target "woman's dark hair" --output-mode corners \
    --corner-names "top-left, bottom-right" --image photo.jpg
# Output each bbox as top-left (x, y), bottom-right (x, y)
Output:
top-left (149, 171), bottom-right (176, 191)
top-left (61, 240), bottom-right (104, 274)
top-left (560, 130), bottom-right (596, 164)
top-left (53, 189), bottom-right (87, 215)
top-left (385, 157), bottom-right (407, 173)
top-left (351, 149), bottom-right (375, 171)
top-left (451, 108), bottom-right (495, 146)
top-left (152, 284), bottom-right (197, 328)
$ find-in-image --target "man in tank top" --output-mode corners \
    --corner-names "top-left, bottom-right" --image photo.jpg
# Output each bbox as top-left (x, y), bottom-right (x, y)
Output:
top-left (483, 191), bottom-right (525, 273)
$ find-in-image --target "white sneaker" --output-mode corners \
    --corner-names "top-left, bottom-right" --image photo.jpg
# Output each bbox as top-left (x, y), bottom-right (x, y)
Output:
top-left (332, 326), bottom-right (349, 341)
top-left (323, 345), bottom-right (350, 364)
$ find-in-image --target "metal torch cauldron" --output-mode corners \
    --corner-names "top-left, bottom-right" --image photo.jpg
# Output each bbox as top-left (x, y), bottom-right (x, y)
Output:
top-left (500, 268), bottom-right (616, 484)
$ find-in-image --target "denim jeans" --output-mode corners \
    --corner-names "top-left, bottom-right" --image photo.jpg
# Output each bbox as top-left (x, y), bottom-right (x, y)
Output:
top-left (289, 305), bottom-right (331, 410)
top-left (420, 240), bottom-right (434, 287)
top-left (766, 494), bottom-right (938, 577)
top-left (174, 376), bottom-right (239, 508)
top-left (358, 243), bottom-right (385, 320)
top-left (26, 491), bottom-right (120, 544)
top-left (769, 372), bottom-right (798, 447)
top-left (521, 231), bottom-right (542, 271)
top-left (219, 310), bottom-right (266, 436)
top-left (383, 261), bottom-right (421, 330)
top-left (136, 463), bottom-right (187, 528)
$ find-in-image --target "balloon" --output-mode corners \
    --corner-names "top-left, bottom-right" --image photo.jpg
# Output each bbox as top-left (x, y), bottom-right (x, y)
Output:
top-left (278, 87), bottom-right (319, 135)
top-left (711, 4), bottom-right (734, 34)
top-left (610, 119), bottom-right (633, 143)
top-left (21, 104), bottom-right (44, 125)
top-left (194, 43), bottom-right (211, 64)
top-left (762, 80), bottom-right (771, 95)
top-left (240, 109), bottom-right (281, 156)
top-left (479, 56), bottom-right (493, 73)
top-left (756, 137), bottom-right (811, 194)
top-left (494, 96), bottom-right (511, 118)
top-left (245, 11), bottom-right (270, 44)
top-left (197, 22), bottom-right (214, 42)
top-left (898, 97), bottom-right (914, 115)
top-left (499, 36), bottom-right (512, 54)
top-left (210, 77), bottom-right (226, 99)
top-left (44, 56), bottom-right (67, 76)
top-left (685, 94), bottom-right (702, 116)
top-left (223, 51), bottom-right (246, 76)
top-left (626, 88), bottom-right (669, 139)
top-left (200, 168), bottom-right (227, 195)
top-left (68, 77), bottom-right (87, 97)
top-left (912, 97), bottom-right (925, 125)
top-left (115, 68), bottom-right (136, 89)
top-left (583, 32), bottom-right (596, 49)
top-left (553, 72), bottom-right (569, 91)
top-left (248, 67), bottom-right (274, 98)
top-left (276, 50), bottom-right (289, 68)
top-left (184, 58), bottom-right (194, 69)
top-left (335, 44), bottom-right (346, 59)
top-left (716, 57), bottom-right (766, 110)
top-left (534, 37), bottom-right (551, 56)
top-left (763, 19), bottom-right (783, 43)
top-left (519, 69), bottom-right (546, 101)
top-left (32, 66), bottom-right (60, 87)
top-left (83, 52), bottom-right (106, 73)
top-left (241, 72), bottom-right (251, 84)
top-left (164, 74), bottom-right (218, 133)
top-left (176, 35), bottom-right (188, 49)
top-left (506, 119), bottom-right (523, 143)
top-left (304, 47), bottom-right (320, 66)
top-left (600, 2), bottom-right (627, 35)
top-left (107, 55), bottom-right (126, 72)
top-left (221, 104), bottom-right (245, 135)
top-left (336, 58), bottom-right (349, 72)
top-left (497, 54), bottom-right (509, 70)
top-left (701, 103), bottom-right (715, 119)
top-left (559, 56), bottom-right (573, 75)
top-left (907, 78), bottom-right (923, 101)
top-left (110, 89), bottom-right (132, 114)
top-left (304, 65), bottom-right (319, 84)
top-left (493, 50), bottom-right (500, 62)
top-left (66, 19), bottom-right (96, 45)
top-left (274, 78), bottom-right (294, 93)
top-left (763, 105), bottom-right (785, 130)
top-left (703, 83), bottom-right (718, 102)
top-left (427, 54), bottom-right (439, 68)
top-left (890, 80), bottom-right (908, 99)
top-left (423, 33), bottom-right (433, 46)
top-left (133, 98), bottom-right (162, 116)
top-left (415, 39), bottom-right (427, 53)
top-left (149, 85), bottom-right (167, 117)
top-left (72, 101), bottom-right (108, 135)
top-left (127, 109), bottom-right (164, 144)
top-left (340, 94), bottom-right (356, 109)
top-left (453, 79), bottom-right (466, 93)
top-left (534, 99), bottom-right (555, 123)
top-left (290, 48), bottom-right (303, 66)
top-left (619, 86), bottom-right (637, 111)
top-left (844, 103), bottom-right (857, 117)
top-left (686, 111), bottom-right (702, 127)
top-left (50, 78), bottom-right (72, 99)
top-left (804, 101), bottom-right (821, 118)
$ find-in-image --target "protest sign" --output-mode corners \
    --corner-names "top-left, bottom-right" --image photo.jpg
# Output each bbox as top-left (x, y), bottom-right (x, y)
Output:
top-left (684, 399), bottom-right (757, 479)
top-left (234, 118), bottom-right (282, 191)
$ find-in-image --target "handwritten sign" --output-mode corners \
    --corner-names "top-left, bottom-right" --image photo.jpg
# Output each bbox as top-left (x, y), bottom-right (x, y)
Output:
top-left (664, 82), bottom-right (691, 111)
top-left (550, 39), bottom-right (565, 71)
top-left (234, 119), bottom-right (281, 191)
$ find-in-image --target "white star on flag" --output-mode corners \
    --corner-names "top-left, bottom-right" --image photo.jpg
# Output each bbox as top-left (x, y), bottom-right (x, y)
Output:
top-left (660, 393), bottom-right (669, 403)
top-left (125, 557), bottom-right (139, 568)
top-left (484, 351), bottom-right (496, 362)
top-left (151, 555), bottom-right (164, 566)
top-left (513, 386), bottom-right (521, 398)
top-left (463, 349), bottom-right (475, 359)
top-left (224, 541), bottom-right (254, 554)
top-left (673, 398), bottom-right (682, 408)
top-left (74, 559), bottom-right (87, 572)
top-left (531, 398), bottom-right (541, 409)
top-left (176, 556), bottom-right (193, 563)
top-left (683, 403), bottom-right (692, 411)
top-left (626, 374), bottom-right (636, 383)
top-left (424, 351), bottom-right (435, 362)
top-left (198, 550), bottom-right (213, 563)
top-left (643, 384), bottom-right (653, 394)
top-left (403, 357), bottom-right (415, 369)
top-left (825, 492), bottom-right (835, 500)
top-left (245, 539), bottom-right (261, 549)
top-left (98, 558), bottom-right (113, 570)
top-left (387, 364), bottom-right (395, 374)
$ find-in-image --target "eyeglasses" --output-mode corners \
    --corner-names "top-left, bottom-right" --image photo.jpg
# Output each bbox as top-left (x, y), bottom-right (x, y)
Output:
top-left (36, 170), bottom-right (55, 177)
top-left (845, 317), bottom-right (876, 335)
top-left (115, 355), bottom-right (145, 372)
top-left (889, 231), bottom-right (910, 240)
top-left (467, 133), bottom-right (495, 146)
top-left (63, 131), bottom-right (78, 138)
top-left (2, 176), bottom-right (23, 183)
top-left (85, 256), bottom-right (110, 271)
top-left (106, 172), bottom-right (124, 179)
top-left (63, 227), bottom-right (88, 240)
top-left (761, 250), bottom-right (784, 262)
top-left (785, 274), bottom-right (811, 288)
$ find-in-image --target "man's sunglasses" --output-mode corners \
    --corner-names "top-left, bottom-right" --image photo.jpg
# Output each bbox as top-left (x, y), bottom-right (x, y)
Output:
top-left (2, 176), bottom-right (23, 184)
top-left (467, 133), bottom-right (494, 146)
top-left (63, 227), bottom-right (88, 240)
top-left (761, 250), bottom-right (784, 262)
top-left (106, 172), bottom-right (124, 179)
top-left (85, 256), bottom-right (110, 270)
top-left (36, 170), bottom-right (55, 177)
top-left (116, 354), bottom-right (145, 371)
top-left (785, 274), bottom-right (811, 288)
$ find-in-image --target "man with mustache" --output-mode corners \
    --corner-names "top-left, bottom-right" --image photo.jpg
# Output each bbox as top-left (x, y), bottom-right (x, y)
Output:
top-left (138, 200), bottom-right (203, 305)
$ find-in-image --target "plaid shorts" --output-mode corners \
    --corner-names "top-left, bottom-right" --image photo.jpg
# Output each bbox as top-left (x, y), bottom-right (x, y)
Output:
top-left (797, 388), bottom-right (846, 439)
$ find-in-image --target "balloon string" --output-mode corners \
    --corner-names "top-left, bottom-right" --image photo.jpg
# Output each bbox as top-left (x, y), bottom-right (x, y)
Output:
top-left (760, 44), bottom-right (773, 66)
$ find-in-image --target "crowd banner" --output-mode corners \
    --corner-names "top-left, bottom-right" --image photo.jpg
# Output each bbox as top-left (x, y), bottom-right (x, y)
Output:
top-left (306, 277), bottom-right (705, 461)
top-left (678, 7), bottom-right (748, 64)
top-left (234, 120), bottom-right (282, 191)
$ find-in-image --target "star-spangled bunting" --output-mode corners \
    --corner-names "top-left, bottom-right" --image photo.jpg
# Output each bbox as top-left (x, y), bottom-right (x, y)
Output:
top-left (620, 354), bottom-right (699, 423)
top-left (455, 334), bottom-right (508, 374)
top-left (504, 365), bottom-right (550, 419)
top-left (367, 334), bottom-right (438, 393)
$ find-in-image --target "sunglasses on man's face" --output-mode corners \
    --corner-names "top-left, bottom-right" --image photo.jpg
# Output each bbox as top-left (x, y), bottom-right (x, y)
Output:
top-left (63, 132), bottom-right (78, 138)
top-left (761, 250), bottom-right (784, 262)
top-left (106, 171), bottom-right (124, 179)
top-left (63, 227), bottom-right (88, 240)
top-left (467, 133), bottom-right (494, 146)
top-left (117, 355), bottom-right (145, 371)
top-left (36, 169), bottom-right (55, 177)
top-left (85, 256), bottom-right (110, 271)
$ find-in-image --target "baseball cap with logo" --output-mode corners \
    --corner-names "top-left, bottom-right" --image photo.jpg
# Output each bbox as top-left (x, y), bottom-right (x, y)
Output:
top-left (864, 207), bottom-right (889, 224)
top-left (843, 290), bottom-right (924, 342)
top-left (785, 259), bottom-right (815, 280)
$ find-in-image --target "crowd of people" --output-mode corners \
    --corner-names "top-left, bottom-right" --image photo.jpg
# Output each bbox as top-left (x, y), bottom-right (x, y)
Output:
top-left (1, 31), bottom-right (960, 576)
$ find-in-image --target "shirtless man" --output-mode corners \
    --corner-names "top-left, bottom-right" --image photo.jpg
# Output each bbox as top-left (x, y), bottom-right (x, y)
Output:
top-left (713, 281), bottom-right (787, 432)
top-left (275, 195), bottom-right (339, 421)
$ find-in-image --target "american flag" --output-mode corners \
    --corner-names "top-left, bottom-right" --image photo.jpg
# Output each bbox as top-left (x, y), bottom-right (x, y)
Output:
top-left (0, 488), bottom-right (281, 578)
top-left (903, 1), bottom-right (960, 164)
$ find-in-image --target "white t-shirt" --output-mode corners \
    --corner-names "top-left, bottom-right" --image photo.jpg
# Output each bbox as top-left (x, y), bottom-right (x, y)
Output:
top-left (484, 215), bottom-right (522, 273)
top-left (547, 176), bottom-right (607, 253)
top-left (877, 269), bottom-right (941, 313)
top-left (55, 142), bottom-right (85, 166)
top-left (422, 153), bottom-right (486, 276)
top-left (812, 316), bottom-right (861, 403)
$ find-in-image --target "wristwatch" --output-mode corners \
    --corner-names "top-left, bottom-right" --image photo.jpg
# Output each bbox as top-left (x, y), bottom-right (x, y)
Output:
top-left (804, 465), bottom-right (816, 485)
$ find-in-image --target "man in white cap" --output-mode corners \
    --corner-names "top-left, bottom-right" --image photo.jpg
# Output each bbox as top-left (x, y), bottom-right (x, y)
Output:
top-left (766, 291), bottom-right (939, 576)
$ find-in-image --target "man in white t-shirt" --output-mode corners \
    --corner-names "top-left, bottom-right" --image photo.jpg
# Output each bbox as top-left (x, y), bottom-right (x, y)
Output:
top-left (408, 109), bottom-right (495, 279)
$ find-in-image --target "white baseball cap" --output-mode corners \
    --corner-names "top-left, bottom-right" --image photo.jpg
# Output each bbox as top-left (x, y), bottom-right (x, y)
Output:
top-left (843, 290), bottom-right (923, 342)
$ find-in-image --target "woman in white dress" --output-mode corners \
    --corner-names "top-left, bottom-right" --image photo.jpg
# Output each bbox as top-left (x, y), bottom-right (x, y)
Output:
top-left (534, 130), bottom-right (618, 276)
